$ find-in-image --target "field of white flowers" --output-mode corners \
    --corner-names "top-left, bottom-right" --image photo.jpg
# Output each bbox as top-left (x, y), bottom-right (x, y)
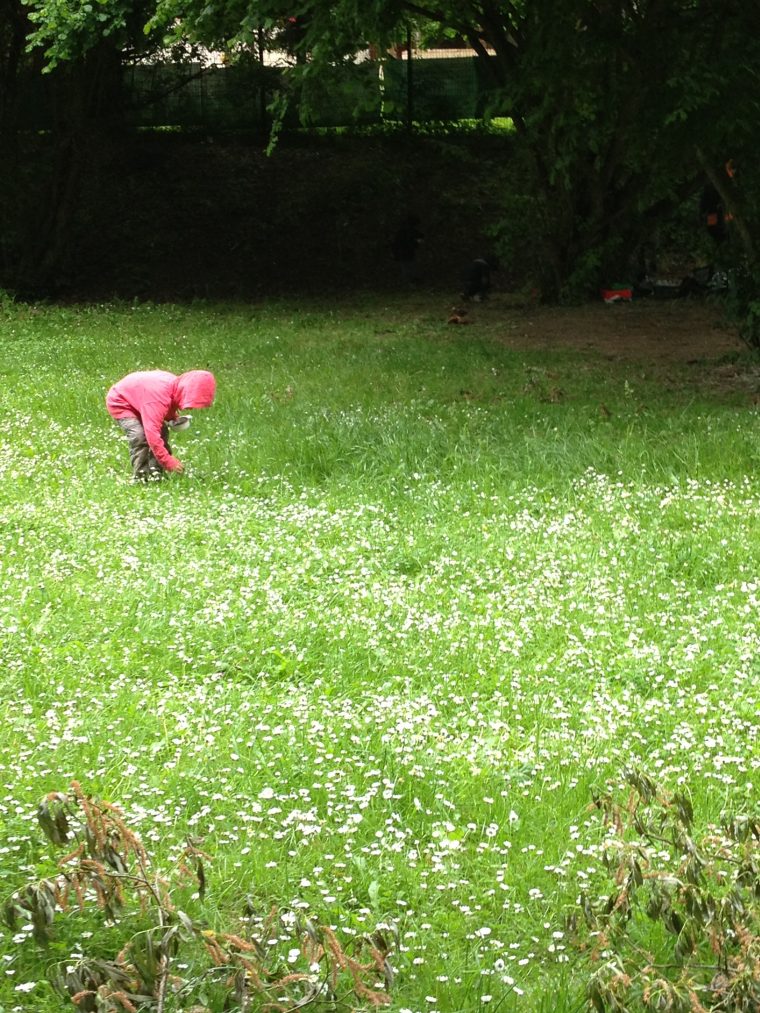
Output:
top-left (0, 298), bottom-right (757, 1012)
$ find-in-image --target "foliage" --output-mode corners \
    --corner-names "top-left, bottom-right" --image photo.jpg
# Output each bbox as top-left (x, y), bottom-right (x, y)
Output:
top-left (717, 163), bottom-right (760, 351)
top-left (22, 0), bottom-right (162, 68)
top-left (4, 782), bottom-right (397, 1011)
top-left (145, 1), bottom-right (760, 298)
top-left (571, 771), bottom-right (760, 1012)
top-left (726, 264), bottom-right (760, 352)
top-left (6, 1), bottom-right (760, 299)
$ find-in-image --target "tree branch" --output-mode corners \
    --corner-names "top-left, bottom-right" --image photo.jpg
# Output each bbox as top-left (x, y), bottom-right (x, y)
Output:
top-left (123, 63), bottom-right (210, 113)
top-left (697, 148), bottom-right (756, 263)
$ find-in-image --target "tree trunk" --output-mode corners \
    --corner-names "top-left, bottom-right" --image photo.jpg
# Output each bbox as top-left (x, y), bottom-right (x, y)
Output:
top-left (0, 0), bottom-right (29, 277)
top-left (0, 0), bottom-right (26, 138)
top-left (15, 43), bottom-right (124, 295)
top-left (698, 151), bottom-right (756, 266)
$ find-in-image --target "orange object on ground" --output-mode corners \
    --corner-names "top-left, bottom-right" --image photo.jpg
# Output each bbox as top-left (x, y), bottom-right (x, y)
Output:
top-left (600, 288), bottom-right (632, 303)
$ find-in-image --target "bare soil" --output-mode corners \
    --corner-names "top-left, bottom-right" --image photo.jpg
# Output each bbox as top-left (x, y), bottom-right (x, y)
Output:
top-left (484, 298), bottom-right (743, 364)
top-left (441, 296), bottom-right (760, 401)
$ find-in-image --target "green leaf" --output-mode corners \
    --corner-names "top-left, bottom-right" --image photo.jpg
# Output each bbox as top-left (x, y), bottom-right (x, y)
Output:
top-left (589, 983), bottom-right (606, 1013)
top-left (368, 879), bottom-right (381, 907)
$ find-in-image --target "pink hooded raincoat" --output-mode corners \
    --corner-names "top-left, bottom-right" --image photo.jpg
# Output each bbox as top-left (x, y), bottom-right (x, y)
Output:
top-left (106, 369), bottom-right (216, 471)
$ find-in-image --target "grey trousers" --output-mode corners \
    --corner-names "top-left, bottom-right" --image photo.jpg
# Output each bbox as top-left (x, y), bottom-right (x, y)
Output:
top-left (116, 418), bottom-right (171, 479)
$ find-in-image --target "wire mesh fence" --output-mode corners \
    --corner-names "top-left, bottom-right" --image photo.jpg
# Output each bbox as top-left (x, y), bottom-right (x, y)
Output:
top-left (21, 50), bottom-right (506, 132)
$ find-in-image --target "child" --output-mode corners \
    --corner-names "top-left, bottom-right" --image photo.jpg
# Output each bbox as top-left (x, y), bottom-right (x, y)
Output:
top-left (106, 369), bottom-right (216, 479)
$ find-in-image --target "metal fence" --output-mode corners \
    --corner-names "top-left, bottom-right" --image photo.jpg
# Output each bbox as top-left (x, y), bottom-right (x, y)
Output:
top-left (21, 52), bottom-right (505, 132)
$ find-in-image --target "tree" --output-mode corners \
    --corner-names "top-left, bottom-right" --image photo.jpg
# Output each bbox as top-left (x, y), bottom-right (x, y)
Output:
top-left (9, 0), bottom-right (760, 301)
top-left (0, 0), bottom-right (30, 138)
top-left (0, 1), bottom-right (40, 278)
top-left (6, 1), bottom-right (169, 293)
top-left (145, 0), bottom-right (760, 299)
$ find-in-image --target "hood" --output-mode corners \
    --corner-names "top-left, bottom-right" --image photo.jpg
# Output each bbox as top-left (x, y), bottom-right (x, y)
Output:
top-left (176, 370), bottom-right (216, 409)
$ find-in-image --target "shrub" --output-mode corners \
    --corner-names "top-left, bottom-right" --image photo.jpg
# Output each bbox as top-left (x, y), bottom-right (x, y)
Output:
top-left (570, 770), bottom-right (760, 1012)
top-left (4, 782), bottom-right (397, 1012)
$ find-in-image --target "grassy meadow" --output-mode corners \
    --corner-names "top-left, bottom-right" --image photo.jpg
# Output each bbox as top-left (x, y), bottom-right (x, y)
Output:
top-left (0, 296), bottom-right (758, 1012)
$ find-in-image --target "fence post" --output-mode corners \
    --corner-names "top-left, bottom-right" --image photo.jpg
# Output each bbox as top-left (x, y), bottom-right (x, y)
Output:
top-left (406, 24), bottom-right (414, 129)
top-left (257, 25), bottom-right (268, 132)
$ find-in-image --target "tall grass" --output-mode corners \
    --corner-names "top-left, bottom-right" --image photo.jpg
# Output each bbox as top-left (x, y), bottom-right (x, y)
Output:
top-left (0, 295), bottom-right (757, 1012)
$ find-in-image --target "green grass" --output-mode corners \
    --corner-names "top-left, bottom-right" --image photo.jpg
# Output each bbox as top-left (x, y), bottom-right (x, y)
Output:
top-left (0, 295), bottom-right (758, 1011)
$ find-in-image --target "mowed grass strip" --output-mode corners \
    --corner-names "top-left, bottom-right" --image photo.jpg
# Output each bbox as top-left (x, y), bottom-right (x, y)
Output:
top-left (0, 296), bottom-right (757, 1011)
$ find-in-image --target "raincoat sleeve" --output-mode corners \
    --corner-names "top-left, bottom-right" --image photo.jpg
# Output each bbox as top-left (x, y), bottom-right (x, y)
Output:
top-left (141, 399), bottom-right (182, 471)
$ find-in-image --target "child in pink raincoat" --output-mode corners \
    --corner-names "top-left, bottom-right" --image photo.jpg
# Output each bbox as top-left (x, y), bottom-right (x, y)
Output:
top-left (106, 369), bottom-right (216, 479)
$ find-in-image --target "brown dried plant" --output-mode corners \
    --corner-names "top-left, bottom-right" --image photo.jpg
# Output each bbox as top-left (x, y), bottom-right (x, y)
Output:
top-left (570, 770), bottom-right (760, 1013)
top-left (3, 781), bottom-right (397, 1012)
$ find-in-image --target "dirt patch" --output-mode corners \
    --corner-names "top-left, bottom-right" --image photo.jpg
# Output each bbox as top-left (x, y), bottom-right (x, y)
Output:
top-left (435, 295), bottom-right (759, 400)
top-left (482, 298), bottom-right (744, 364)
